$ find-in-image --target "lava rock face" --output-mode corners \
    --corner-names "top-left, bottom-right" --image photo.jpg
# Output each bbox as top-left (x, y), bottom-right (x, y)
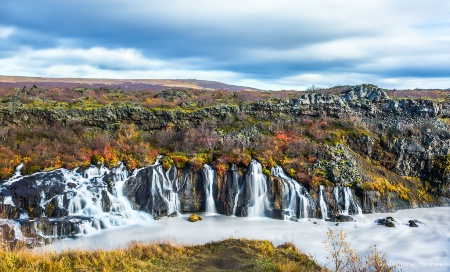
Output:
top-left (0, 170), bottom-right (70, 219)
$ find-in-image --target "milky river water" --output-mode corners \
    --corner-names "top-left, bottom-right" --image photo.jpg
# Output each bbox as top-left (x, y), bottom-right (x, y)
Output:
top-left (41, 207), bottom-right (450, 272)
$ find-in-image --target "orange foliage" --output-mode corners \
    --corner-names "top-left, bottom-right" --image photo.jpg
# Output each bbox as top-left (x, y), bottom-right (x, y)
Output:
top-left (215, 163), bottom-right (228, 175)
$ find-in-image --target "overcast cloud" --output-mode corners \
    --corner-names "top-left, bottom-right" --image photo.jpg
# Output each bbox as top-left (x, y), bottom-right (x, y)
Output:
top-left (1, 0), bottom-right (449, 90)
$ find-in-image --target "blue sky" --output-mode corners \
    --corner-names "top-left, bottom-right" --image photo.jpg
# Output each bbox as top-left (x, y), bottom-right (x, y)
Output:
top-left (1, 0), bottom-right (450, 90)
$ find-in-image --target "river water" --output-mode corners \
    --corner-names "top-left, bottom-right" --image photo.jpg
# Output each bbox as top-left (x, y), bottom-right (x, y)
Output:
top-left (40, 207), bottom-right (450, 272)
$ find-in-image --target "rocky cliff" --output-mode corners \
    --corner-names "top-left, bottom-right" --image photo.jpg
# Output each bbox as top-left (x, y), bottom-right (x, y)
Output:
top-left (1, 84), bottom-right (450, 245)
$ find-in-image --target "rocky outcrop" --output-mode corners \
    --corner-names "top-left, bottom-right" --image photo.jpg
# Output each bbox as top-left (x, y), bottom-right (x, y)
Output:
top-left (0, 85), bottom-right (446, 131)
top-left (315, 144), bottom-right (362, 186)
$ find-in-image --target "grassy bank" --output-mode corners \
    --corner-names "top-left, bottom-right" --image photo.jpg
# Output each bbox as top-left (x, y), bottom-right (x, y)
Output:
top-left (0, 238), bottom-right (323, 271)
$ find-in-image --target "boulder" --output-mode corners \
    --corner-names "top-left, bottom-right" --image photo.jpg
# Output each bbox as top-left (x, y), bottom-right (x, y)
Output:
top-left (188, 214), bottom-right (203, 222)
top-left (337, 215), bottom-right (354, 222)
top-left (408, 220), bottom-right (419, 227)
top-left (376, 216), bottom-right (396, 227)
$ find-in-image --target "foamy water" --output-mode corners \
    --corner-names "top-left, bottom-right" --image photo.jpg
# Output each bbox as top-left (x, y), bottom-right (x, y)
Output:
top-left (42, 207), bottom-right (450, 271)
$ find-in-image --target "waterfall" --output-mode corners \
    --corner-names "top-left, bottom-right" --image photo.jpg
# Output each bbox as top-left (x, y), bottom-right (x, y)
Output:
top-left (231, 164), bottom-right (241, 216)
top-left (247, 160), bottom-right (268, 217)
top-left (203, 164), bottom-right (217, 214)
top-left (82, 164), bottom-right (110, 179)
top-left (63, 163), bottom-right (152, 235)
top-left (319, 185), bottom-right (328, 219)
top-left (109, 163), bottom-right (152, 221)
top-left (343, 187), bottom-right (350, 215)
top-left (271, 165), bottom-right (313, 220)
top-left (0, 219), bottom-right (25, 241)
top-left (151, 164), bottom-right (181, 216)
top-left (334, 186), bottom-right (362, 216)
top-left (12, 162), bottom-right (24, 178)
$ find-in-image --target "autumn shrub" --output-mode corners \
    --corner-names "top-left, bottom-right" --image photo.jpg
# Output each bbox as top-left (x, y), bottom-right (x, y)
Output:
top-left (0, 147), bottom-right (21, 179)
top-left (189, 156), bottom-right (204, 171)
top-left (322, 229), bottom-right (397, 272)
top-left (172, 155), bottom-right (189, 169)
top-left (90, 153), bottom-right (104, 165)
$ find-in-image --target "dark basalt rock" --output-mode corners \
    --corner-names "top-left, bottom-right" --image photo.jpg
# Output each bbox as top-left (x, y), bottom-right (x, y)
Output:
top-left (167, 211), bottom-right (178, 218)
top-left (408, 219), bottom-right (419, 227)
top-left (337, 215), bottom-right (354, 222)
top-left (376, 217), bottom-right (396, 227)
top-left (0, 170), bottom-right (69, 219)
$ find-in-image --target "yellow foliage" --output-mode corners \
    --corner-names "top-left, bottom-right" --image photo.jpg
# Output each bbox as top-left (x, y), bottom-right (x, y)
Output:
top-left (361, 176), bottom-right (410, 200)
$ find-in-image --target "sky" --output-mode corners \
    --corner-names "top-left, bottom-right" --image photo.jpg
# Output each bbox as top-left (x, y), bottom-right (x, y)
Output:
top-left (1, 0), bottom-right (450, 90)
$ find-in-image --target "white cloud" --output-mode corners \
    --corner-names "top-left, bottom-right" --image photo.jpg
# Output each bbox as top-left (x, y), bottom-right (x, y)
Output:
top-left (1, 1), bottom-right (450, 90)
top-left (17, 47), bottom-right (167, 70)
top-left (380, 77), bottom-right (450, 90)
top-left (0, 46), bottom-right (244, 84)
top-left (0, 27), bottom-right (14, 39)
top-left (1, 45), bottom-right (449, 91)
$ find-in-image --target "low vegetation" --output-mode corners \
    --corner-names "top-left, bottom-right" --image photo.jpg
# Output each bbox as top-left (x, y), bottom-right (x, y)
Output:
top-left (0, 238), bottom-right (322, 272)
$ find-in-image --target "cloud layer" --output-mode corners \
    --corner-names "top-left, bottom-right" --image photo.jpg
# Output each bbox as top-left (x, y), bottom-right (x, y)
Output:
top-left (1, 0), bottom-right (450, 89)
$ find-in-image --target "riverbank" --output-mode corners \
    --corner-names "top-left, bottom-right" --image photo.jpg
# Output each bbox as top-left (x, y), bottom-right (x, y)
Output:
top-left (1, 238), bottom-right (321, 271)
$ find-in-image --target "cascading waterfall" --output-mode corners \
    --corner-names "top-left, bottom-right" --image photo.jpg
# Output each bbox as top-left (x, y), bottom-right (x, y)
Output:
top-left (203, 164), bottom-right (217, 214)
top-left (343, 187), bottom-right (351, 215)
top-left (109, 163), bottom-right (152, 221)
top-left (82, 164), bottom-right (110, 179)
top-left (0, 219), bottom-right (25, 241)
top-left (63, 163), bottom-right (152, 235)
top-left (334, 186), bottom-right (340, 213)
top-left (247, 160), bottom-right (268, 217)
top-left (164, 167), bottom-right (181, 216)
top-left (12, 162), bottom-right (24, 178)
top-left (334, 186), bottom-right (362, 215)
top-left (319, 185), bottom-right (328, 219)
top-left (271, 165), bottom-right (312, 220)
top-left (150, 164), bottom-right (181, 216)
top-left (348, 187), bottom-right (363, 215)
top-left (0, 159), bottom-right (371, 243)
top-left (231, 164), bottom-right (241, 216)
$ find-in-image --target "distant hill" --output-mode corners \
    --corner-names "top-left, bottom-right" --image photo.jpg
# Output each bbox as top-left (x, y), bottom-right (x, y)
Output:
top-left (0, 76), bottom-right (259, 91)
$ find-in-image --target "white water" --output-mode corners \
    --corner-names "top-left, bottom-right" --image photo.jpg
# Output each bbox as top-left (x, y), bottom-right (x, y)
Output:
top-left (82, 164), bottom-right (110, 179)
top-left (232, 189), bottom-right (240, 216)
top-left (230, 164), bottom-right (241, 216)
top-left (3, 196), bottom-right (15, 207)
top-left (12, 162), bottom-right (24, 178)
top-left (334, 186), bottom-right (362, 215)
top-left (203, 164), bottom-right (217, 214)
top-left (43, 207), bottom-right (450, 272)
top-left (319, 185), bottom-right (328, 219)
top-left (345, 186), bottom-right (362, 215)
top-left (0, 219), bottom-right (25, 241)
top-left (151, 165), bottom-right (180, 216)
top-left (247, 160), bottom-right (268, 217)
top-left (1, 162), bottom-right (27, 188)
top-left (63, 163), bottom-right (152, 234)
top-left (109, 163), bottom-right (152, 221)
top-left (271, 165), bottom-right (312, 219)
